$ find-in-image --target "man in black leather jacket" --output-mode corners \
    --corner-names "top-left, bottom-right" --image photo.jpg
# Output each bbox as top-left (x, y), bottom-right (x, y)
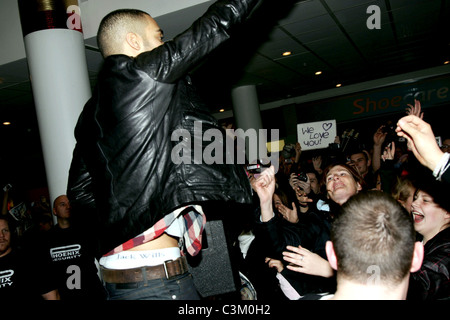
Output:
top-left (67, 0), bottom-right (263, 300)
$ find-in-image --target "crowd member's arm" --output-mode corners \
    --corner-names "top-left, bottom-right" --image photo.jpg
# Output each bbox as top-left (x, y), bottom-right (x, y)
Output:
top-left (372, 125), bottom-right (387, 173)
top-left (251, 166), bottom-right (276, 222)
top-left (294, 142), bottom-right (302, 164)
top-left (373, 100), bottom-right (422, 174)
top-left (266, 257), bottom-right (302, 300)
top-left (252, 167), bottom-right (305, 258)
top-left (282, 245), bottom-right (334, 278)
top-left (378, 142), bottom-right (397, 193)
top-left (396, 115), bottom-right (449, 182)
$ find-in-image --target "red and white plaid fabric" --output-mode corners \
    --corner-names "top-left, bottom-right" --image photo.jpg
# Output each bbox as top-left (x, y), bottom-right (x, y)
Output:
top-left (104, 205), bottom-right (206, 257)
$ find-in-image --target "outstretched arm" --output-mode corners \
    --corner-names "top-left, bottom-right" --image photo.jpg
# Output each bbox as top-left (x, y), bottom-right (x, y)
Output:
top-left (396, 115), bottom-right (444, 172)
top-left (136, 0), bottom-right (262, 82)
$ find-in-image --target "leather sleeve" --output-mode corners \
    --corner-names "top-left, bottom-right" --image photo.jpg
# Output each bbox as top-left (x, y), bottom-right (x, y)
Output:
top-left (67, 143), bottom-right (97, 211)
top-left (134, 0), bottom-right (261, 83)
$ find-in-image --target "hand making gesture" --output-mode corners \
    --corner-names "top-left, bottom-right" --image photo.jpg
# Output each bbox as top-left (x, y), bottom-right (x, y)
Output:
top-left (251, 165), bottom-right (276, 222)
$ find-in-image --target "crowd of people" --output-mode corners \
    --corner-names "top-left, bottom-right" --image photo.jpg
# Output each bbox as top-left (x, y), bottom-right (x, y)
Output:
top-left (237, 101), bottom-right (450, 300)
top-left (3, 102), bottom-right (447, 301)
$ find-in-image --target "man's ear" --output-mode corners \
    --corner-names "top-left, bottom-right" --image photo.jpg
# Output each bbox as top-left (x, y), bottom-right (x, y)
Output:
top-left (444, 210), bottom-right (450, 222)
top-left (125, 32), bottom-right (141, 51)
top-left (410, 241), bottom-right (424, 273)
top-left (356, 182), bottom-right (362, 192)
top-left (326, 241), bottom-right (338, 271)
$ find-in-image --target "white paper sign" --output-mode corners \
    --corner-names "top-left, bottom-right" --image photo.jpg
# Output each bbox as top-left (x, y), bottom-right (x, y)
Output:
top-left (297, 120), bottom-right (337, 151)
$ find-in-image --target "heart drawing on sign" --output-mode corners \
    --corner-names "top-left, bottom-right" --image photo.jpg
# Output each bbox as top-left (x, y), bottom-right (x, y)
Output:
top-left (322, 123), bottom-right (333, 131)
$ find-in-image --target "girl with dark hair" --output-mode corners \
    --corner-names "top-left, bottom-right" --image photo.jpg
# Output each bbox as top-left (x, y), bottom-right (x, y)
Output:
top-left (407, 172), bottom-right (450, 300)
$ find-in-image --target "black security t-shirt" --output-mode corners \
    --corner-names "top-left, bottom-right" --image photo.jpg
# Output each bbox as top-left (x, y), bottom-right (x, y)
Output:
top-left (0, 250), bottom-right (55, 300)
top-left (40, 225), bottom-right (105, 300)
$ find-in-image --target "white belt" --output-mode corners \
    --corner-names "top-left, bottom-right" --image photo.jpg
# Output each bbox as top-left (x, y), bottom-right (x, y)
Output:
top-left (99, 247), bottom-right (181, 270)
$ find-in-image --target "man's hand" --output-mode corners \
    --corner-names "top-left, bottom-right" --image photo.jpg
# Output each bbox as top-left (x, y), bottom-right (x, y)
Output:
top-left (405, 99), bottom-right (424, 119)
top-left (396, 115), bottom-right (443, 171)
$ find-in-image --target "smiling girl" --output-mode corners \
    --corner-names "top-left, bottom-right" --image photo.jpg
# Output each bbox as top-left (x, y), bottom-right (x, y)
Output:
top-left (407, 173), bottom-right (450, 300)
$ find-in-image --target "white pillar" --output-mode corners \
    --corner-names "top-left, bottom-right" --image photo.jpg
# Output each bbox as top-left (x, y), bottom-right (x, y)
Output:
top-left (18, 0), bottom-right (90, 219)
top-left (231, 85), bottom-right (263, 132)
top-left (231, 85), bottom-right (267, 164)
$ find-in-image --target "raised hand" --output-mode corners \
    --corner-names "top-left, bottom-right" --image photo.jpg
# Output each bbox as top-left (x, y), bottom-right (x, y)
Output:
top-left (405, 99), bottom-right (424, 119)
top-left (396, 115), bottom-right (443, 171)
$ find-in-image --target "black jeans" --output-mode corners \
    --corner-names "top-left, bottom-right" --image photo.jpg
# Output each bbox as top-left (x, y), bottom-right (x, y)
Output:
top-left (104, 272), bottom-right (200, 300)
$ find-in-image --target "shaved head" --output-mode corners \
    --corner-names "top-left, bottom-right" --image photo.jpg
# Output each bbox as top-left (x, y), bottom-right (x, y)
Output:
top-left (97, 9), bottom-right (151, 58)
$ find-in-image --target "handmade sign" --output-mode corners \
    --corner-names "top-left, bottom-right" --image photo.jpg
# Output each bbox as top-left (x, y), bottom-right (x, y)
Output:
top-left (297, 119), bottom-right (337, 151)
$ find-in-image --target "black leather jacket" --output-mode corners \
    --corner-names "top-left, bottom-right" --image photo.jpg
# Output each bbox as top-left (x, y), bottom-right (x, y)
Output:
top-left (67, 0), bottom-right (258, 255)
top-left (408, 227), bottom-right (450, 300)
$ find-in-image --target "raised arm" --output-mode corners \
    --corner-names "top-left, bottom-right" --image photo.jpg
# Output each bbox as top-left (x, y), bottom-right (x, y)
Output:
top-left (371, 125), bottom-right (387, 173)
top-left (396, 115), bottom-right (444, 172)
top-left (136, 0), bottom-right (262, 82)
top-left (251, 165), bottom-right (276, 222)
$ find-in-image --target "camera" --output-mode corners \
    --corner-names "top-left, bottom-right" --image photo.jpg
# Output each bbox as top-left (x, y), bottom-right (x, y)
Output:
top-left (246, 163), bottom-right (262, 173)
top-left (381, 121), bottom-right (398, 146)
top-left (381, 123), bottom-right (395, 135)
top-left (246, 160), bottom-right (270, 174)
top-left (297, 172), bottom-right (308, 182)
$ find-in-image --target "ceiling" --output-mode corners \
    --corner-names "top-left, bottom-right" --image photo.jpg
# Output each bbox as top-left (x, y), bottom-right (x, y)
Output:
top-left (0, 0), bottom-right (450, 192)
top-left (191, 0), bottom-right (450, 113)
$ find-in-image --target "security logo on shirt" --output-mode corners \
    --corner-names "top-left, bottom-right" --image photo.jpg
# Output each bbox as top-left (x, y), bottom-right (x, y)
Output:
top-left (0, 270), bottom-right (14, 288)
top-left (50, 244), bottom-right (81, 262)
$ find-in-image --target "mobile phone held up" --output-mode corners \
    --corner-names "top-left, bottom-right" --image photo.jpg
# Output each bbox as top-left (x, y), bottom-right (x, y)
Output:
top-left (246, 162), bottom-right (271, 174)
top-left (297, 172), bottom-right (308, 182)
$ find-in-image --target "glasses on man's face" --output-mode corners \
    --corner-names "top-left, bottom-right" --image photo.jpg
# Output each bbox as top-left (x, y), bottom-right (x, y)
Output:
top-left (441, 144), bottom-right (450, 150)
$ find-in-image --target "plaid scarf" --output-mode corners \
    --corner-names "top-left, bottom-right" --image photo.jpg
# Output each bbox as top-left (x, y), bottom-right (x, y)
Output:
top-left (104, 205), bottom-right (206, 257)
